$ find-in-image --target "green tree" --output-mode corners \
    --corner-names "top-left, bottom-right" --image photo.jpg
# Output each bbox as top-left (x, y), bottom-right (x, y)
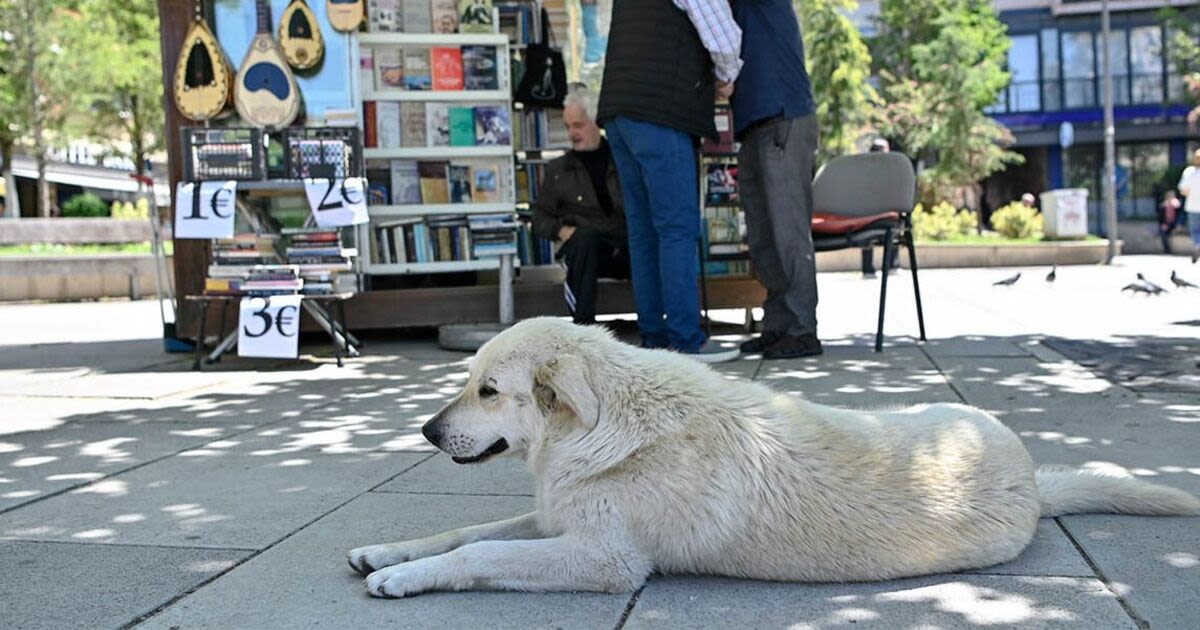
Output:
top-left (874, 0), bottom-right (1022, 207)
top-left (57, 0), bottom-right (164, 176)
top-left (1161, 7), bottom-right (1200, 126)
top-left (0, 0), bottom-right (22, 217)
top-left (797, 0), bottom-right (877, 163)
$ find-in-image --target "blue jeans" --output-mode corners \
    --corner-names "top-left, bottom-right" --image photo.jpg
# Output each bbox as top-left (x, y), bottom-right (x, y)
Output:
top-left (1190, 212), bottom-right (1200, 247)
top-left (605, 117), bottom-right (705, 352)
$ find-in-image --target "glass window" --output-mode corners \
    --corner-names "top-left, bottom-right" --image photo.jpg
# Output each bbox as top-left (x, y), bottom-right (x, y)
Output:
top-left (1116, 143), bottom-right (1169, 219)
top-left (1104, 30), bottom-right (1129, 106)
top-left (1062, 32), bottom-right (1096, 108)
top-left (1041, 29), bottom-right (1061, 111)
top-left (1008, 35), bottom-right (1040, 111)
top-left (1130, 26), bottom-right (1164, 104)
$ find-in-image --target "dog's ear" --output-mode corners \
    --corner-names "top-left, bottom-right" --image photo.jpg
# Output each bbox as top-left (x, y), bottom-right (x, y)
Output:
top-left (533, 353), bottom-right (600, 430)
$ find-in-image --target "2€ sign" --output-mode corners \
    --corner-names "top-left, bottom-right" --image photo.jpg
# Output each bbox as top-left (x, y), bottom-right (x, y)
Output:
top-left (174, 181), bottom-right (238, 239)
top-left (303, 177), bottom-right (369, 228)
top-left (238, 294), bottom-right (302, 359)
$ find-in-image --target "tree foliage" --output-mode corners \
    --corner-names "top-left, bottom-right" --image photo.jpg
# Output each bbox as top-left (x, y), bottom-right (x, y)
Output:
top-left (1161, 7), bottom-right (1200, 126)
top-left (874, 0), bottom-right (1023, 206)
top-left (796, 0), bottom-right (877, 163)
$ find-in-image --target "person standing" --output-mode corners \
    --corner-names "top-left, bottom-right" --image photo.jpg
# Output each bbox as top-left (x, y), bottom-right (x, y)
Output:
top-left (597, 0), bottom-right (743, 362)
top-left (531, 85), bottom-right (629, 325)
top-left (1178, 149), bottom-right (1200, 263)
top-left (730, 0), bottom-right (822, 358)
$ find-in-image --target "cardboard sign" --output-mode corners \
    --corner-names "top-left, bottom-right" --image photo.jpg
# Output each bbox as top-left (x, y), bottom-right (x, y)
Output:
top-left (174, 181), bottom-right (237, 239)
top-left (303, 177), bottom-right (369, 227)
top-left (238, 295), bottom-right (302, 359)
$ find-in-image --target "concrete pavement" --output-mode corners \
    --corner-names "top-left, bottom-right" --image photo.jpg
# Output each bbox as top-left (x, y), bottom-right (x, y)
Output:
top-left (0, 255), bottom-right (1197, 629)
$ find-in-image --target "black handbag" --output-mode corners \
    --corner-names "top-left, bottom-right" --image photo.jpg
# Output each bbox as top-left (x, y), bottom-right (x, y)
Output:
top-left (514, 9), bottom-right (567, 108)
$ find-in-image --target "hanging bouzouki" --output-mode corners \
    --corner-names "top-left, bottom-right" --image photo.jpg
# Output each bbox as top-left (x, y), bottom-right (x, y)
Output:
top-left (173, 1), bottom-right (234, 122)
top-left (279, 0), bottom-right (324, 70)
top-left (236, 0), bottom-right (302, 129)
top-left (326, 0), bottom-right (364, 32)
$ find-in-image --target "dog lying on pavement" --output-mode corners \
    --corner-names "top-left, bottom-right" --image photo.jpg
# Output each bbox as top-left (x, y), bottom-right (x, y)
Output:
top-left (349, 318), bottom-right (1200, 598)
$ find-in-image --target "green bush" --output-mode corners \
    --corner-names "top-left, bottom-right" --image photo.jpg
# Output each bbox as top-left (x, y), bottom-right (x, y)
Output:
top-left (991, 201), bottom-right (1044, 239)
top-left (912, 201), bottom-right (977, 241)
top-left (61, 193), bottom-right (110, 218)
top-left (111, 198), bottom-right (150, 220)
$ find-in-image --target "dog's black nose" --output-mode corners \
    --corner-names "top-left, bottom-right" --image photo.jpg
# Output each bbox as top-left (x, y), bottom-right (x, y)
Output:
top-left (421, 420), bottom-right (443, 446)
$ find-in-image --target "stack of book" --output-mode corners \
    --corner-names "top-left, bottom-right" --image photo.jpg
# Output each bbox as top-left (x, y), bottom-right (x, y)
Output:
top-left (364, 101), bottom-right (511, 149)
top-left (468, 213), bottom-right (519, 258)
top-left (205, 264), bottom-right (304, 296)
top-left (210, 234), bottom-right (278, 268)
top-left (496, 0), bottom-right (542, 44)
top-left (283, 228), bottom-right (358, 295)
top-left (372, 215), bottom-right (477, 264)
top-left (515, 211), bottom-right (555, 266)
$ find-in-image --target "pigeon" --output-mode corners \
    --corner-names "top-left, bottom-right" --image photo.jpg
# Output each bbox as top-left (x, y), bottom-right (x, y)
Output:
top-left (1045, 266), bottom-right (1057, 283)
top-left (1135, 273), bottom-right (1167, 294)
top-left (993, 272), bottom-right (1021, 286)
top-left (1171, 271), bottom-right (1197, 289)
top-left (1121, 282), bottom-right (1157, 295)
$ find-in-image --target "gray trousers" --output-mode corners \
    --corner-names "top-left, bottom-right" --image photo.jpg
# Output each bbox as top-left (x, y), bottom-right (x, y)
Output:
top-left (738, 114), bottom-right (819, 338)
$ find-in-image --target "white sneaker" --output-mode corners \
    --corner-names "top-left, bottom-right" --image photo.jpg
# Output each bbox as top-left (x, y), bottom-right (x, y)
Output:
top-left (685, 339), bottom-right (740, 364)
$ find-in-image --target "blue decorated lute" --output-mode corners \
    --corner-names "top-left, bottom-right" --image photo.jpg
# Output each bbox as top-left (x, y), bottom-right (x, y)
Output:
top-left (235, 0), bottom-right (301, 128)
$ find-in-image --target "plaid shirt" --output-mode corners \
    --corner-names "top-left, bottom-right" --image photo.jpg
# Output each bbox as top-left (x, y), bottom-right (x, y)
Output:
top-left (673, 0), bottom-right (743, 83)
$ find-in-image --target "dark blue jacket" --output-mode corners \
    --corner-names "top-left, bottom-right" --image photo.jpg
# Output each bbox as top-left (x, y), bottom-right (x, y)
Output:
top-left (729, 0), bottom-right (815, 138)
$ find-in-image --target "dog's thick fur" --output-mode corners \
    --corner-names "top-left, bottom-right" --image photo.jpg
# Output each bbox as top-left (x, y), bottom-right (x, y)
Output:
top-left (350, 318), bottom-right (1200, 598)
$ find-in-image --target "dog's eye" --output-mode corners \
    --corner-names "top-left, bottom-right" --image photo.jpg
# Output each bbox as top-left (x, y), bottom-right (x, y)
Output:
top-left (479, 385), bottom-right (499, 399)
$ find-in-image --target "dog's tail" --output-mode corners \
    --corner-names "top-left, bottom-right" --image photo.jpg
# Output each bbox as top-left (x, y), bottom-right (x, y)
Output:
top-left (1037, 466), bottom-right (1200, 517)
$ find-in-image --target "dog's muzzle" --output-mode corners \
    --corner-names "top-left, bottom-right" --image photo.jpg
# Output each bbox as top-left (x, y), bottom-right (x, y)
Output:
top-left (451, 438), bottom-right (509, 465)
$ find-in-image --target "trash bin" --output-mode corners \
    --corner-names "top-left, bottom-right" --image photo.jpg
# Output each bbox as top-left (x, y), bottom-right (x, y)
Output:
top-left (1039, 188), bottom-right (1089, 238)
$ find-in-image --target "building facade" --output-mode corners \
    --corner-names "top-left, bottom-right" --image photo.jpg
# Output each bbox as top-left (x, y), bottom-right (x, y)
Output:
top-left (857, 0), bottom-right (1200, 230)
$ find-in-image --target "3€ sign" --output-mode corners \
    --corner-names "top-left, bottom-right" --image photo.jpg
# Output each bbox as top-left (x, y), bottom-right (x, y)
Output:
top-left (238, 295), bottom-right (302, 359)
top-left (174, 181), bottom-right (237, 239)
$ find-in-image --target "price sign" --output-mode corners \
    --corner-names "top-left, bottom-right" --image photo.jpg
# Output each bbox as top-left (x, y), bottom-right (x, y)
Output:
top-left (303, 177), bottom-right (369, 227)
top-left (174, 181), bottom-right (237, 239)
top-left (238, 295), bottom-right (302, 359)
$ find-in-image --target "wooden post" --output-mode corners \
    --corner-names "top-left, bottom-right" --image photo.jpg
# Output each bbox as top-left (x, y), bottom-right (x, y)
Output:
top-left (156, 0), bottom-right (208, 338)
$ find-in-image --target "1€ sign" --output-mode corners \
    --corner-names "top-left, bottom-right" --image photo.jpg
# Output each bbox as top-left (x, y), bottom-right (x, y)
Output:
top-left (238, 295), bottom-right (302, 359)
top-left (174, 181), bottom-right (238, 239)
top-left (303, 177), bottom-right (369, 228)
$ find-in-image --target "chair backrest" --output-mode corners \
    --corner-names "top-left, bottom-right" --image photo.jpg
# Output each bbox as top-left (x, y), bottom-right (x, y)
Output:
top-left (813, 153), bottom-right (916, 217)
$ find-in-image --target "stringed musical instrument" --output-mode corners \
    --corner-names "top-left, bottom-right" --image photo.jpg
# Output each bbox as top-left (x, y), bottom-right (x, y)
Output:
top-left (173, 1), bottom-right (234, 122)
top-left (279, 0), bottom-right (324, 70)
top-left (326, 0), bottom-right (365, 32)
top-left (236, 0), bottom-right (302, 128)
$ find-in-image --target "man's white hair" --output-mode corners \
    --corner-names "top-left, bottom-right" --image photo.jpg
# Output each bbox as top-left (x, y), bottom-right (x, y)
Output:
top-left (564, 84), bottom-right (598, 122)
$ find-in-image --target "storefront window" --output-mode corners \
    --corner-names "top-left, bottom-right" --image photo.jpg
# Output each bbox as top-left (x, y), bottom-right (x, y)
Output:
top-left (1116, 143), bottom-right (1169, 219)
top-left (1130, 26), bottom-right (1164, 104)
top-left (1062, 32), bottom-right (1096, 108)
top-left (1041, 29), bottom-right (1061, 111)
top-left (1008, 35), bottom-right (1040, 111)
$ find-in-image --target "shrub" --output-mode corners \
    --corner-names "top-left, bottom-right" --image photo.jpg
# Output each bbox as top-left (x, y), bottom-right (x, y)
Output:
top-left (990, 201), bottom-right (1044, 239)
top-left (61, 193), bottom-right (110, 218)
top-left (111, 198), bottom-right (150, 220)
top-left (912, 201), bottom-right (977, 241)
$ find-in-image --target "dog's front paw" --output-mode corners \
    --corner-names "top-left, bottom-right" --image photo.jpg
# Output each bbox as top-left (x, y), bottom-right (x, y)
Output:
top-left (348, 540), bottom-right (447, 575)
top-left (364, 563), bottom-right (436, 599)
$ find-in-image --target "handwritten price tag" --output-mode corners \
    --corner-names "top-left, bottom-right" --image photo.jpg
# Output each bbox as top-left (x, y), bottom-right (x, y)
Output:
top-left (303, 177), bottom-right (369, 228)
top-left (174, 181), bottom-right (237, 239)
top-left (238, 295), bottom-right (302, 359)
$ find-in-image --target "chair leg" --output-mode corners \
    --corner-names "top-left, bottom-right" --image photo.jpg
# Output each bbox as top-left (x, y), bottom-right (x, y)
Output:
top-left (876, 230), bottom-right (895, 352)
top-left (905, 230), bottom-right (927, 342)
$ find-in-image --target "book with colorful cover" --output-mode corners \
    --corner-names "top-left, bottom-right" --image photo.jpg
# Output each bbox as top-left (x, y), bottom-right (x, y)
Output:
top-left (403, 48), bottom-right (432, 90)
top-left (374, 47), bottom-right (405, 90)
top-left (431, 47), bottom-right (464, 90)
top-left (448, 163), bottom-right (473, 203)
top-left (449, 107), bottom-right (476, 146)
top-left (458, 0), bottom-right (494, 33)
top-left (390, 160), bottom-right (423, 204)
top-left (401, 102), bottom-right (427, 147)
top-left (474, 105), bottom-right (511, 145)
top-left (705, 163), bottom-right (739, 205)
top-left (425, 103), bottom-right (451, 146)
top-left (431, 0), bottom-right (459, 33)
top-left (461, 45), bottom-right (499, 90)
top-left (471, 162), bottom-right (501, 202)
top-left (418, 161), bottom-right (450, 204)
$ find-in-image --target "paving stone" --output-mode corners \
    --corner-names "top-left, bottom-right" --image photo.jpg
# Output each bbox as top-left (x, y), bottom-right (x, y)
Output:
top-left (374, 453), bottom-right (533, 496)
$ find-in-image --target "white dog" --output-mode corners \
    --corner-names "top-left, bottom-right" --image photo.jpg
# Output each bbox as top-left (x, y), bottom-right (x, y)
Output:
top-left (349, 318), bottom-right (1199, 598)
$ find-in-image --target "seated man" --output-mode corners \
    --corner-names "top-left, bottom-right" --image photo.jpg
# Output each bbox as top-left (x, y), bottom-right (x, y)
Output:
top-left (531, 85), bottom-right (629, 325)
